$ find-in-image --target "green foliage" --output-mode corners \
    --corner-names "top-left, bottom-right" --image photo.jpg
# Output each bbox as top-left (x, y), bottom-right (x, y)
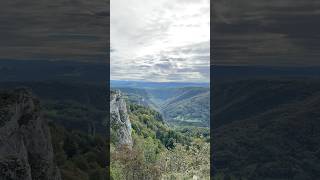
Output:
top-left (213, 79), bottom-right (320, 179)
top-left (156, 87), bottom-right (210, 127)
top-left (115, 86), bottom-right (210, 127)
top-left (44, 100), bottom-right (107, 134)
top-left (129, 104), bottom-right (191, 148)
top-left (110, 160), bottom-right (125, 180)
top-left (49, 123), bottom-right (107, 180)
top-left (177, 126), bottom-right (210, 142)
top-left (111, 103), bottom-right (210, 179)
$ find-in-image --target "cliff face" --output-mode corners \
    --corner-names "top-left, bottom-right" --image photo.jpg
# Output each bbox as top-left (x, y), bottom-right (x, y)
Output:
top-left (0, 89), bottom-right (61, 180)
top-left (110, 90), bottom-right (133, 148)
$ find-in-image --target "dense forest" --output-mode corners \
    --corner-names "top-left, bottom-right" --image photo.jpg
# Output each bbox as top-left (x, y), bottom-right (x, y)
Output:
top-left (44, 97), bottom-right (108, 179)
top-left (39, 84), bottom-right (108, 180)
top-left (49, 123), bottom-right (107, 180)
top-left (212, 78), bottom-right (320, 179)
top-left (114, 86), bottom-right (210, 127)
top-left (111, 103), bottom-right (210, 179)
top-left (0, 81), bottom-right (108, 180)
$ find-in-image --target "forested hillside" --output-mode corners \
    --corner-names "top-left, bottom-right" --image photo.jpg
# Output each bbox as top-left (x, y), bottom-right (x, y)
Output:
top-left (212, 78), bottom-right (320, 128)
top-left (50, 123), bottom-right (107, 180)
top-left (110, 94), bottom-right (210, 179)
top-left (159, 87), bottom-right (210, 127)
top-left (212, 78), bottom-right (320, 179)
top-left (113, 87), bottom-right (158, 109)
top-left (0, 81), bottom-right (107, 134)
top-left (114, 86), bottom-right (210, 127)
top-left (0, 81), bottom-right (108, 180)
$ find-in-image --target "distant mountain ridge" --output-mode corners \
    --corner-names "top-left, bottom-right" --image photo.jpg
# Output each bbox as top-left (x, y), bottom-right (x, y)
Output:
top-left (0, 60), bottom-right (106, 84)
top-left (2, 60), bottom-right (320, 84)
top-left (212, 65), bottom-right (320, 80)
top-left (0, 81), bottom-right (107, 135)
top-left (213, 78), bottom-right (320, 128)
top-left (160, 88), bottom-right (210, 127)
top-left (111, 80), bottom-right (209, 89)
top-left (111, 82), bottom-right (210, 127)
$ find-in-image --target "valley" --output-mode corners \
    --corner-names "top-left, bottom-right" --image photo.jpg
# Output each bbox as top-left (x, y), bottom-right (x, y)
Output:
top-left (212, 77), bottom-right (320, 179)
top-left (110, 80), bottom-right (210, 179)
top-left (4, 59), bottom-right (320, 179)
top-left (0, 60), bottom-right (108, 180)
top-left (110, 89), bottom-right (210, 179)
top-left (112, 81), bottom-right (210, 127)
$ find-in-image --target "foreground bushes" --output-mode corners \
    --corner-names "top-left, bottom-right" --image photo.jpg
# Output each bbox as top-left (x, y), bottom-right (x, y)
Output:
top-left (111, 104), bottom-right (210, 179)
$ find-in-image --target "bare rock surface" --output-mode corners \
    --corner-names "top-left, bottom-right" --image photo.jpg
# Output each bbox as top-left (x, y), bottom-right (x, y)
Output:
top-left (110, 90), bottom-right (132, 148)
top-left (0, 88), bottom-right (61, 180)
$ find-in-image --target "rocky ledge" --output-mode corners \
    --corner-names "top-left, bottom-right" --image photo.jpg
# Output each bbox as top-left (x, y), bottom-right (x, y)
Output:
top-left (110, 90), bottom-right (133, 149)
top-left (0, 88), bottom-right (61, 180)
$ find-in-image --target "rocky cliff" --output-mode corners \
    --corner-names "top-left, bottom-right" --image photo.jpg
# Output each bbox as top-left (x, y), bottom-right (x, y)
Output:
top-left (110, 90), bottom-right (132, 148)
top-left (0, 88), bottom-right (61, 180)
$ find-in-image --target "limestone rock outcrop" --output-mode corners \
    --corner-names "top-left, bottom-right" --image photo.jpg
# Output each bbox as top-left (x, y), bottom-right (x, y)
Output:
top-left (0, 88), bottom-right (61, 180)
top-left (110, 90), bottom-right (132, 148)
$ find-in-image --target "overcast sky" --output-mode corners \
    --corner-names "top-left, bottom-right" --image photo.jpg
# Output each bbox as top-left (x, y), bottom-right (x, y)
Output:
top-left (111, 0), bottom-right (210, 82)
top-left (213, 0), bottom-right (320, 66)
top-left (0, 0), bottom-right (108, 62)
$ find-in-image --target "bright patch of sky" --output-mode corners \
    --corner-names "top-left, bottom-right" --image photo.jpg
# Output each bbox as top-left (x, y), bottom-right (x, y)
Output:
top-left (111, 0), bottom-right (210, 82)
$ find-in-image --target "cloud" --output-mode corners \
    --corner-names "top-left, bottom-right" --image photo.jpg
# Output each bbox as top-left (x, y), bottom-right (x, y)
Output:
top-left (0, 0), bottom-right (108, 62)
top-left (213, 0), bottom-right (320, 66)
top-left (111, 0), bottom-right (210, 82)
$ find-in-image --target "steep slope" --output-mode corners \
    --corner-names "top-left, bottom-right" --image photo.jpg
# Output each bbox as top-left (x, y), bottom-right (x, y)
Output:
top-left (49, 123), bottom-right (107, 180)
top-left (111, 86), bottom-right (210, 127)
top-left (111, 95), bottom-right (210, 179)
top-left (110, 90), bottom-right (132, 148)
top-left (114, 87), bottom-right (158, 109)
top-left (0, 81), bottom-right (106, 109)
top-left (160, 87), bottom-right (210, 126)
top-left (0, 81), bottom-right (107, 135)
top-left (213, 79), bottom-right (320, 128)
top-left (0, 88), bottom-right (61, 180)
top-left (212, 79), bottom-right (320, 179)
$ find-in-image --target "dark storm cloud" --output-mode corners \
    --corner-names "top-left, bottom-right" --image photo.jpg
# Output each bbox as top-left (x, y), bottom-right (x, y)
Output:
top-left (0, 0), bottom-right (108, 63)
top-left (213, 0), bottom-right (320, 66)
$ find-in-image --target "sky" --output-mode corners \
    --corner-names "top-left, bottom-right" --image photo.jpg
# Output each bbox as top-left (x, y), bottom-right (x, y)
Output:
top-left (111, 0), bottom-right (210, 82)
top-left (0, 0), bottom-right (108, 62)
top-left (1, 0), bottom-right (319, 69)
top-left (213, 0), bottom-right (320, 66)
